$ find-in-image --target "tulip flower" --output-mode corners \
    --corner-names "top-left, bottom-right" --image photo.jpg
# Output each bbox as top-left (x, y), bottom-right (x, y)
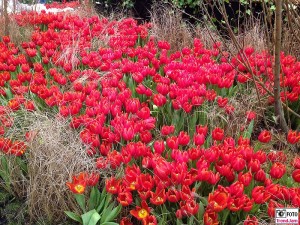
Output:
top-left (287, 130), bottom-right (300, 144)
top-left (292, 169), bottom-right (300, 183)
top-left (246, 111), bottom-right (256, 122)
top-left (105, 177), bottom-right (120, 194)
top-left (150, 188), bottom-right (167, 205)
top-left (117, 191), bottom-right (133, 207)
top-left (291, 157), bottom-right (300, 169)
top-left (211, 127), bottom-right (224, 141)
top-left (66, 172), bottom-right (87, 194)
top-left (243, 215), bottom-right (258, 225)
top-left (130, 201), bottom-right (151, 221)
top-left (208, 186), bottom-right (229, 212)
top-left (203, 210), bottom-right (219, 225)
top-left (120, 218), bottom-right (133, 225)
top-left (269, 162), bottom-right (286, 179)
top-left (251, 186), bottom-right (271, 204)
top-left (86, 172), bottom-right (100, 186)
top-left (258, 130), bottom-right (271, 143)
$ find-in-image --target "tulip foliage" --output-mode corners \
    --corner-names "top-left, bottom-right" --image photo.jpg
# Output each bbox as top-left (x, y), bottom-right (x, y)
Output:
top-left (1, 9), bottom-right (300, 225)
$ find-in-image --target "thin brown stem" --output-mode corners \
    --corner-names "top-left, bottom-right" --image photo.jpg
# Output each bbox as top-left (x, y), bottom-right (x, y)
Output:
top-left (274, 0), bottom-right (288, 132)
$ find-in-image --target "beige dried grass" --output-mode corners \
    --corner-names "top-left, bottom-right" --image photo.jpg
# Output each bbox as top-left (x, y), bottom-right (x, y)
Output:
top-left (150, 2), bottom-right (194, 53)
top-left (195, 22), bottom-right (267, 55)
top-left (282, 18), bottom-right (300, 60)
top-left (0, 16), bottom-right (33, 46)
top-left (26, 112), bottom-right (95, 224)
top-left (4, 109), bottom-right (95, 224)
top-left (225, 87), bottom-right (268, 138)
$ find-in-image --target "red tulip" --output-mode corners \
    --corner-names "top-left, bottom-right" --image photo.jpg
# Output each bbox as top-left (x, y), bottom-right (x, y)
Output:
top-left (212, 127), bottom-right (224, 141)
top-left (292, 169), bottom-right (300, 183)
top-left (227, 181), bottom-right (244, 198)
top-left (178, 131), bottom-right (190, 146)
top-left (231, 156), bottom-right (246, 171)
top-left (166, 188), bottom-right (181, 203)
top-left (179, 199), bottom-right (199, 216)
top-left (267, 199), bottom-right (284, 218)
top-left (161, 125), bottom-right (175, 136)
top-left (238, 171), bottom-right (252, 187)
top-left (254, 169), bottom-right (266, 182)
top-left (196, 125), bottom-right (208, 135)
top-left (194, 133), bottom-right (205, 146)
top-left (208, 186), bottom-right (229, 212)
top-left (120, 218), bottom-right (133, 225)
top-left (117, 191), bottom-right (133, 206)
top-left (166, 136), bottom-right (178, 149)
top-left (287, 130), bottom-right (300, 144)
top-left (66, 172), bottom-right (87, 194)
top-left (246, 111), bottom-right (256, 122)
top-left (258, 130), bottom-right (271, 143)
top-left (248, 159), bottom-right (261, 173)
top-left (153, 140), bottom-right (165, 154)
top-left (243, 215), bottom-right (258, 225)
top-left (269, 162), bottom-right (286, 179)
top-left (217, 96), bottom-right (228, 108)
top-left (203, 210), bottom-right (219, 225)
top-left (130, 201), bottom-right (150, 221)
top-left (251, 186), bottom-right (271, 204)
top-left (105, 177), bottom-right (120, 194)
top-left (86, 172), bottom-right (100, 186)
top-left (291, 157), bottom-right (300, 169)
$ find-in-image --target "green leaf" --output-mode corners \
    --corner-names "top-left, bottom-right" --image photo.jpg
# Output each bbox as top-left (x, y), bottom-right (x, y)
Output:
top-left (188, 113), bottom-right (198, 137)
top-left (96, 197), bottom-right (105, 213)
top-left (16, 157), bottom-right (28, 174)
top-left (1, 156), bottom-right (9, 173)
top-left (0, 170), bottom-right (10, 185)
top-left (199, 196), bottom-right (208, 206)
top-left (100, 204), bottom-right (114, 224)
top-left (101, 204), bottom-right (121, 223)
top-left (228, 85), bottom-right (238, 97)
top-left (97, 190), bottom-right (111, 213)
top-left (101, 222), bottom-right (119, 225)
top-left (65, 211), bottom-right (83, 224)
top-left (0, 170), bottom-right (11, 193)
top-left (187, 216), bottom-right (194, 225)
top-left (88, 187), bottom-right (100, 211)
top-left (5, 88), bottom-right (13, 100)
top-left (243, 120), bottom-right (254, 139)
top-left (197, 201), bottom-right (205, 220)
top-left (250, 203), bottom-right (260, 214)
top-left (75, 194), bottom-right (86, 213)
top-left (82, 209), bottom-right (101, 225)
top-left (204, 134), bottom-right (212, 149)
top-left (220, 209), bottom-right (230, 225)
top-left (103, 194), bottom-right (112, 209)
top-left (176, 219), bottom-right (183, 225)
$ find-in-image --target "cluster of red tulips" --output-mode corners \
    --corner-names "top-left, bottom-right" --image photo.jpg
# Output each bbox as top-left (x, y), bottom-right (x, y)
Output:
top-left (1, 9), bottom-right (300, 225)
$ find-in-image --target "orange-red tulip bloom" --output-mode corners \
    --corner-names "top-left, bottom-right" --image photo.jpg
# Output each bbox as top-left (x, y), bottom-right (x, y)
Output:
top-left (208, 187), bottom-right (229, 212)
top-left (130, 201), bottom-right (151, 221)
top-left (66, 172), bottom-right (87, 194)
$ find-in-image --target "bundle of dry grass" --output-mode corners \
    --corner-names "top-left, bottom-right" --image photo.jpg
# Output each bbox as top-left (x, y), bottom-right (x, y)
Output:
top-left (4, 110), bottom-right (95, 224)
top-left (282, 18), bottom-right (300, 60)
top-left (0, 16), bottom-right (33, 45)
top-left (150, 1), bottom-right (194, 53)
top-left (25, 112), bottom-right (95, 224)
